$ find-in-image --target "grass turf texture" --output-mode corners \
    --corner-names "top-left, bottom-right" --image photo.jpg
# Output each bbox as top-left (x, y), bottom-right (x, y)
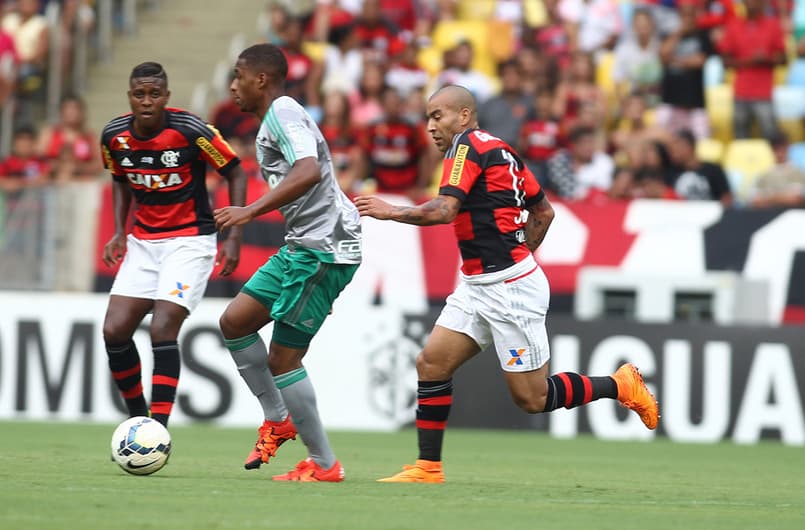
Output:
top-left (1, 422), bottom-right (803, 530)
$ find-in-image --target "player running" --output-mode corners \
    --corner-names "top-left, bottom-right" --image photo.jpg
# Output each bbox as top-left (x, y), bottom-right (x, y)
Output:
top-left (101, 62), bottom-right (246, 428)
top-left (355, 85), bottom-right (659, 483)
top-left (214, 43), bottom-right (361, 482)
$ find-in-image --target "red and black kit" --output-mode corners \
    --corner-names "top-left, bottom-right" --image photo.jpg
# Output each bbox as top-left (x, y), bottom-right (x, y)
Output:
top-left (438, 128), bottom-right (544, 276)
top-left (100, 107), bottom-right (240, 240)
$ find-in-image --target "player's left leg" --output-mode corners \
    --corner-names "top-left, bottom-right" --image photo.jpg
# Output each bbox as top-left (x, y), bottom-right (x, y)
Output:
top-left (149, 233), bottom-right (217, 428)
top-left (495, 266), bottom-right (658, 429)
top-left (148, 300), bottom-right (188, 428)
top-left (268, 250), bottom-right (359, 482)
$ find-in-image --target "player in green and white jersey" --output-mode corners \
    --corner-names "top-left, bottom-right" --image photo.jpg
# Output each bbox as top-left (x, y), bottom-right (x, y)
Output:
top-left (214, 43), bottom-right (361, 482)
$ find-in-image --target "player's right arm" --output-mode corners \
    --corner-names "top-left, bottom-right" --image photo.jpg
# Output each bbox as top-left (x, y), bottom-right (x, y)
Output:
top-left (100, 125), bottom-right (132, 267)
top-left (354, 194), bottom-right (461, 226)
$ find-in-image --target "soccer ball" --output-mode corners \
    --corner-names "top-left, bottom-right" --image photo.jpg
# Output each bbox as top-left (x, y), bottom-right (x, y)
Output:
top-left (110, 416), bottom-right (172, 475)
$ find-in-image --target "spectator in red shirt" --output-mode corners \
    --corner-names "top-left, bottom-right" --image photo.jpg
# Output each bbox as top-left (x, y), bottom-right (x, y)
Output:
top-left (531, 0), bottom-right (573, 72)
top-left (519, 91), bottom-right (561, 185)
top-left (0, 125), bottom-right (49, 191)
top-left (0, 26), bottom-right (16, 109)
top-left (718, 0), bottom-right (785, 139)
top-left (359, 85), bottom-right (432, 198)
top-left (319, 89), bottom-right (362, 193)
top-left (354, 0), bottom-right (402, 61)
top-left (278, 14), bottom-right (314, 107)
top-left (37, 94), bottom-right (102, 180)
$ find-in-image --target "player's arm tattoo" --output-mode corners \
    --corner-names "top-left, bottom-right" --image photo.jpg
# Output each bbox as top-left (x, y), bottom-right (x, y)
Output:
top-left (525, 196), bottom-right (555, 251)
top-left (390, 195), bottom-right (460, 226)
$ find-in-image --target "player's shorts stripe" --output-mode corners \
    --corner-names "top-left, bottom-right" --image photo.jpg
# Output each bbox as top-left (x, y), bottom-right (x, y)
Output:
top-left (504, 263), bottom-right (539, 284)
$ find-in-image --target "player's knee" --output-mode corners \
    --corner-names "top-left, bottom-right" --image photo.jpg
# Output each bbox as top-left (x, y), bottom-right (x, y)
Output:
top-left (512, 392), bottom-right (547, 414)
top-left (416, 351), bottom-right (451, 380)
top-left (218, 310), bottom-right (238, 340)
top-left (102, 316), bottom-right (129, 345)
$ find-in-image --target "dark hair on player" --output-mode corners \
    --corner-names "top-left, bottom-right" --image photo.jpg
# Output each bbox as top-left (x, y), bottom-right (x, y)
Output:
top-left (129, 62), bottom-right (168, 85)
top-left (238, 43), bottom-right (287, 86)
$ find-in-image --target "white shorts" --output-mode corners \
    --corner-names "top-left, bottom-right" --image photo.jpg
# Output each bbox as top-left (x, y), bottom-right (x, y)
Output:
top-left (435, 263), bottom-right (551, 372)
top-left (110, 233), bottom-right (217, 313)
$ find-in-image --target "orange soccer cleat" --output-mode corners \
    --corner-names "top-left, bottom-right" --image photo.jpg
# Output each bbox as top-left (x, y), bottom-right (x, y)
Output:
top-left (243, 416), bottom-right (297, 470)
top-left (377, 460), bottom-right (445, 483)
top-left (272, 458), bottom-right (345, 482)
top-left (612, 363), bottom-right (660, 430)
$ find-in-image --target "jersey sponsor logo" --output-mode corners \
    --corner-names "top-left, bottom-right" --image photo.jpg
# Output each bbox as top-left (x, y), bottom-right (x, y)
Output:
top-left (160, 150), bottom-right (181, 168)
top-left (449, 144), bottom-right (469, 186)
top-left (507, 348), bottom-right (526, 366)
top-left (196, 137), bottom-right (227, 168)
top-left (116, 136), bottom-right (131, 149)
top-left (337, 239), bottom-right (362, 258)
top-left (141, 156), bottom-right (154, 164)
top-left (126, 172), bottom-right (183, 189)
top-left (513, 210), bottom-right (528, 225)
top-left (121, 157), bottom-right (134, 167)
top-left (102, 145), bottom-right (114, 169)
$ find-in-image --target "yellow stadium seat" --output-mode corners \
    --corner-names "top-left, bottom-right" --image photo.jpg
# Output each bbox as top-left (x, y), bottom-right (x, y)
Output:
top-left (524, 0), bottom-right (547, 27)
top-left (723, 139), bottom-right (776, 199)
top-left (457, 0), bottom-right (496, 20)
top-left (696, 138), bottom-right (724, 164)
top-left (417, 46), bottom-right (443, 77)
top-left (778, 119), bottom-right (805, 143)
top-left (430, 20), bottom-right (496, 78)
top-left (706, 84), bottom-right (734, 144)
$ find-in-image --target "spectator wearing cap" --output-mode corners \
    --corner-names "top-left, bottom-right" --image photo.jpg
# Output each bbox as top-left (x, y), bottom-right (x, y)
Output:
top-left (656, 0), bottom-right (713, 140)
top-left (749, 132), bottom-right (805, 208)
top-left (478, 60), bottom-right (534, 148)
top-left (718, 0), bottom-right (785, 139)
top-left (667, 128), bottom-right (733, 205)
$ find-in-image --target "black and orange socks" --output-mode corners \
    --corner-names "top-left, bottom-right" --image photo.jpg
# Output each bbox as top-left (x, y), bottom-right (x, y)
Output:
top-left (416, 380), bottom-right (453, 462)
top-left (544, 372), bottom-right (618, 412)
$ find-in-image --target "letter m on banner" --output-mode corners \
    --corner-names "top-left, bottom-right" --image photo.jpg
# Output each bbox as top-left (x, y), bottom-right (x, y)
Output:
top-left (15, 321), bottom-right (95, 413)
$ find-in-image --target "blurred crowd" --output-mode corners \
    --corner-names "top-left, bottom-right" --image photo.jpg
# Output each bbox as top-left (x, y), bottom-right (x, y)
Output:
top-left (4, 0), bottom-right (805, 210)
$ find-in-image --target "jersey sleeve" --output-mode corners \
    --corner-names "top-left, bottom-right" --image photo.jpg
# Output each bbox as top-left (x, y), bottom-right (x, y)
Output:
top-left (438, 135), bottom-right (482, 202)
top-left (196, 123), bottom-right (241, 176)
top-left (267, 101), bottom-right (319, 164)
top-left (523, 165), bottom-right (545, 208)
top-left (100, 124), bottom-right (126, 183)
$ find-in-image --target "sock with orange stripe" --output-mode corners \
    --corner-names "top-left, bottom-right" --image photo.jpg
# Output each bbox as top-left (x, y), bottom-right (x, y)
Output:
top-left (150, 341), bottom-right (180, 428)
top-left (416, 380), bottom-right (452, 462)
top-left (107, 340), bottom-right (148, 418)
top-left (543, 373), bottom-right (617, 412)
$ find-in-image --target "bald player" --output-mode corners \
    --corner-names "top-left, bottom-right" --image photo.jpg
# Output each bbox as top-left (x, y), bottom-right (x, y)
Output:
top-left (355, 85), bottom-right (659, 483)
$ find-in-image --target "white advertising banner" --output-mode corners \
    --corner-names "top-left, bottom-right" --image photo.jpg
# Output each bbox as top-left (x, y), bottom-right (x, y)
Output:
top-left (0, 290), bottom-right (418, 430)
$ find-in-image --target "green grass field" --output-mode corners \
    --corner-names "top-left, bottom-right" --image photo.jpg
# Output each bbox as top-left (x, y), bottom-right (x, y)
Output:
top-left (1, 422), bottom-right (803, 530)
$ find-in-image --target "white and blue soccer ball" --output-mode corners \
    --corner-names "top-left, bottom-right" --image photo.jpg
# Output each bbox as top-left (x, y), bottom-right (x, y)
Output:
top-left (110, 416), bottom-right (172, 475)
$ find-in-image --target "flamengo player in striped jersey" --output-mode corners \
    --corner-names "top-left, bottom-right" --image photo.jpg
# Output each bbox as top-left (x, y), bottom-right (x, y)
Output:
top-left (100, 62), bottom-right (247, 429)
top-left (213, 44), bottom-right (361, 482)
top-left (355, 85), bottom-right (659, 483)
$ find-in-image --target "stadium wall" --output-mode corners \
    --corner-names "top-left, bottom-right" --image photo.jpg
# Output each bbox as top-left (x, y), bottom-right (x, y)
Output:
top-left (1, 292), bottom-right (803, 446)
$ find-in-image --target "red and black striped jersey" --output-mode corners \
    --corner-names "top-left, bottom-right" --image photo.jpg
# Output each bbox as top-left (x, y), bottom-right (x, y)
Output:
top-left (360, 119), bottom-right (427, 193)
top-left (439, 128), bottom-right (544, 276)
top-left (100, 107), bottom-right (240, 240)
